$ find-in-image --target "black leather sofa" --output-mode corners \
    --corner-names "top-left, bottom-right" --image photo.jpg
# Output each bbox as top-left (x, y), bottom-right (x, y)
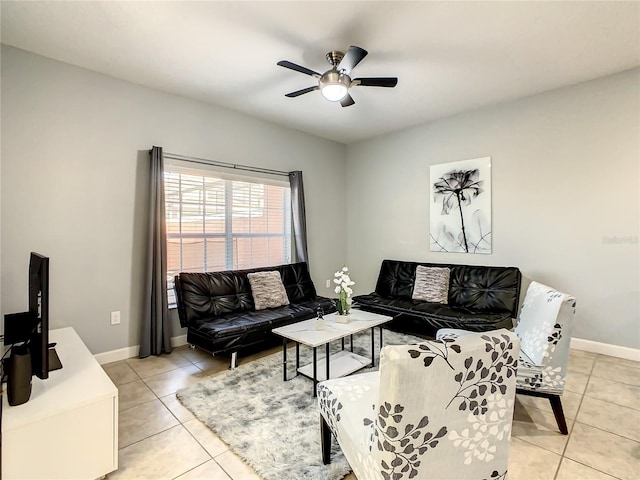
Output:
top-left (174, 262), bottom-right (335, 367)
top-left (353, 259), bottom-right (521, 338)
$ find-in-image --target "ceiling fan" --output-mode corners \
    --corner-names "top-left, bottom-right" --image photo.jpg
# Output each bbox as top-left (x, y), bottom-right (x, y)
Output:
top-left (277, 45), bottom-right (398, 107)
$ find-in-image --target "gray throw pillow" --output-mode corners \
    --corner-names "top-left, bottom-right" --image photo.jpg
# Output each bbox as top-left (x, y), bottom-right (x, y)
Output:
top-left (412, 266), bottom-right (450, 304)
top-left (247, 271), bottom-right (290, 310)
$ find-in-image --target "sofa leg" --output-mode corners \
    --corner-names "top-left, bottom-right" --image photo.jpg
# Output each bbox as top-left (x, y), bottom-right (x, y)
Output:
top-left (320, 415), bottom-right (332, 465)
top-left (189, 344), bottom-right (196, 349)
top-left (229, 351), bottom-right (238, 370)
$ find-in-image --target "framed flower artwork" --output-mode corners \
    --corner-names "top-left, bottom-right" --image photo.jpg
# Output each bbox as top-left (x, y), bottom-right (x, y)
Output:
top-left (430, 157), bottom-right (492, 254)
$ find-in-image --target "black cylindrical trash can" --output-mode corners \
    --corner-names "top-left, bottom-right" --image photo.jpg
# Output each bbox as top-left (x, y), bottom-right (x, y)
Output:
top-left (7, 344), bottom-right (32, 406)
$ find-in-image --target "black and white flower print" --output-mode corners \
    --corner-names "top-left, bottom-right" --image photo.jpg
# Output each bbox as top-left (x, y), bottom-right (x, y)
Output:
top-left (448, 334), bottom-right (518, 413)
top-left (446, 334), bottom-right (518, 465)
top-left (449, 394), bottom-right (514, 465)
top-left (407, 337), bottom-right (461, 370)
top-left (317, 383), bottom-right (344, 434)
top-left (484, 469), bottom-right (508, 480)
top-left (516, 361), bottom-right (564, 391)
top-left (365, 402), bottom-right (447, 480)
top-left (405, 333), bottom-right (518, 466)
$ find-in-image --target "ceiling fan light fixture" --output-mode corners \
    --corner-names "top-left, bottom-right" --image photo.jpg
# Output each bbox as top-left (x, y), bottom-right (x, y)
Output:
top-left (278, 45), bottom-right (397, 107)
top-left (321, 83), bottom-right (348, 102)
top-left (319, 71), bottom-right (350, 102)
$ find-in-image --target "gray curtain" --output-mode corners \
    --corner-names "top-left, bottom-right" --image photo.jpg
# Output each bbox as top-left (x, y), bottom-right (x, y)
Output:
top-left (140, 146), bottom-right (172, 358)
top-left (289, 171), bottom-right (308, 264)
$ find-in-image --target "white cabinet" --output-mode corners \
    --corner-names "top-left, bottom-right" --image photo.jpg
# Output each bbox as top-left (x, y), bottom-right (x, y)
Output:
top-left (2, 327), bottom-right (118, 479)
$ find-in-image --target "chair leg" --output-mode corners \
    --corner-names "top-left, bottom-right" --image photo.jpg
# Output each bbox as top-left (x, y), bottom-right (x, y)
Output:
top-left (549, 394), bottom-right (569, 435)
top-left (320, 415), bottom-right (332, 464)
top-left (517, 388), bottom-right (569, 435)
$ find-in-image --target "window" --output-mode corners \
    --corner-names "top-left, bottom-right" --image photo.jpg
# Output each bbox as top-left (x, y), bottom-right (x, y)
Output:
top-left (164, 163), bottom-right (292, 305)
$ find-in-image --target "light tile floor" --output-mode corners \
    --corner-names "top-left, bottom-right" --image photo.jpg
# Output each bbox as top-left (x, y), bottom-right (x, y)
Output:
top-left (103, 343), bottom-right (640, 480)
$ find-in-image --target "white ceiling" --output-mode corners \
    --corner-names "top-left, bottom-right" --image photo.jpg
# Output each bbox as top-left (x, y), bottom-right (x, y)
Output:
top-left (2, 1), bottom-right (639, 144)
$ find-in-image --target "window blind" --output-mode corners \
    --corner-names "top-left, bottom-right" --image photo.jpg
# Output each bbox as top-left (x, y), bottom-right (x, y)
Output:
top-left (164, 164), bottom-right (292, 305)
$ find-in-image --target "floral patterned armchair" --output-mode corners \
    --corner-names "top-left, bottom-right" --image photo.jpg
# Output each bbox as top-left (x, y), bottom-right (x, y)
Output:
top-left (317, 330), bottom-right (520, 480)
top-left (511, 281), bottom-right (576, 434)
top-left (438, 281), bottom-right (576, 435)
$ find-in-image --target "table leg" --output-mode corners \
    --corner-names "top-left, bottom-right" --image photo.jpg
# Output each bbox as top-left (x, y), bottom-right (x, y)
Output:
top-left (325, 343), bottom-right (330, 381)
top-left (350, 334), bottom-right (353, 352)
top-left (313, 347), bottom-right (317, 397)
top-left (380, 327), bottom-right (384, 350)
top-left (341, 337), bottom-right (345, 350)
top-left (371, 327), bottom-right (375, 367)
top-left (282, 338), bottom-right (287, 381)
top-left (296, 342), bottom-right (300, 371)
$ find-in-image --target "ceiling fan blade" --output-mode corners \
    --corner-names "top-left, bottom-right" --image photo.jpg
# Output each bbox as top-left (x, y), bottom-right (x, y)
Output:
top-left (340, 94), bottom-right (355, 107)
top-left (277, 60), bottom-right (321, 78)
top-left (338, 46), bottom-right (368, 74)
top-left (285, 86), bottom-right (319, 98)
top-left (354, 77), bottom-right (398, 88)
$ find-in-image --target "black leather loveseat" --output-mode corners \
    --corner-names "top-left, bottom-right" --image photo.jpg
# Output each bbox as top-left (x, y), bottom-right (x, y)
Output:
top-left (174, 262), bottom-right (335, 367)
top-left (353, 259), bottom-right (521, 338)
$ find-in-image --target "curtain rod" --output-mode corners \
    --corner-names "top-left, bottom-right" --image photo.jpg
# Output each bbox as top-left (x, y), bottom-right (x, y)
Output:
top-left (161, 151), bottom-right (290, 177)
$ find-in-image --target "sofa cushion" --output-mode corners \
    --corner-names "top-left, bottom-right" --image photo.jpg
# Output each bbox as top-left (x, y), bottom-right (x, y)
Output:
top-left (353, 293), bottom-right (514, 332)
top-left (374, 260), bottom-right (417, 298)
top-left (247, 271), bottom-right (290, 310)
top-left (448, 266), bottom-right (521, 314)
top-left (188, 304), bottom-right (306, 339)
top-left (412, 266), bottom-right (449, 303)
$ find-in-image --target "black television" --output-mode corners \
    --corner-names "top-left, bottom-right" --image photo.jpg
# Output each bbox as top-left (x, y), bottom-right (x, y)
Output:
top-left (4, 253), bottom-right (62, 379)
top-left (28, 252), bottom-right (61, 379)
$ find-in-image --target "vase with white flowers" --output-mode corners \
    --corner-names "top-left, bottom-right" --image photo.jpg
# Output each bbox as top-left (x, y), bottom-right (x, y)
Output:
top-left (334, 266), bottom-right (355, 316)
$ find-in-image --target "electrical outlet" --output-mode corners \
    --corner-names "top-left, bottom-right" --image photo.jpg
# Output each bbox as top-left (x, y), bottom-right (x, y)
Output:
top-left (325, 279), bottom-right (331, 289)
top-left (110, 311), bottom-right (121, 325)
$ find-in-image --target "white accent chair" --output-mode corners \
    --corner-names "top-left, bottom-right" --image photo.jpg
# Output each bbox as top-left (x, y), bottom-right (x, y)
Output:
top-left (438, 281), bottom-right (576, 435)
top-left (318, 330), bottom-right (520, 480)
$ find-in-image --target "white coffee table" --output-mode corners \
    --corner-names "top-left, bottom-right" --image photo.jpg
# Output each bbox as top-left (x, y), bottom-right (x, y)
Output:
top-left (272, 309), bottom-right (393, 396)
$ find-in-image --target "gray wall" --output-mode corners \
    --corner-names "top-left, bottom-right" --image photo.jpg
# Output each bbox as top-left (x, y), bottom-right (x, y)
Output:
top-left (2, 45), bottom-right (638, 353)
top-left (346, 68), bottom-right (639, 349)
top-left (1, 46), bottom-right (347, 354)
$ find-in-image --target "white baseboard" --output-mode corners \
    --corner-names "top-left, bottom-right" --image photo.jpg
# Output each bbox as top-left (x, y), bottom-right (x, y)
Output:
top-left (171, 334), bottom-right (188, 348)
top-left (94, 334), bottom-right (190, 365)
top-left (94, 345), bottom-right (139, 365)
top-left (94, 334), bottom-right (640, 365)
top-left (571, 337), bottom-right (640, 362)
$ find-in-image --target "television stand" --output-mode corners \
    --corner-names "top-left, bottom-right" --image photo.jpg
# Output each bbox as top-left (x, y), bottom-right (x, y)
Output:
top-left (48, 346), bottom-right (62, 372)
top-left (2, 327), bottom-right (118, 479)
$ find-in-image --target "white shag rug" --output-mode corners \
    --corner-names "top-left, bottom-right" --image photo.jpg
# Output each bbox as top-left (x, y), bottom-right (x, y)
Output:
top-left (176, 328), bottom-right (425, 480)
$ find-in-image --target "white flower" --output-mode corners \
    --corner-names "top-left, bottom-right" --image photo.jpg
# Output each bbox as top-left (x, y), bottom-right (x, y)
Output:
top-left (334, 265), bottom-right (355, 304)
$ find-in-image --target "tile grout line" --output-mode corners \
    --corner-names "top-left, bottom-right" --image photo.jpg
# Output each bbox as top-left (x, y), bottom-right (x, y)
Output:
top-left (553, 356), bottom-right (631, 480)
top-left (552, 385), bottom-right (584, 478)
top-left (170, 458), bottom-right (217, 480)
top-left (119, 356), bottom-right (230, 480)
top-left (109, 351), bottom-right (255, 479)
top-left (119, 423), bottom-right (184, 451)
top-left (166, 349), bottom-right (236, 479)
